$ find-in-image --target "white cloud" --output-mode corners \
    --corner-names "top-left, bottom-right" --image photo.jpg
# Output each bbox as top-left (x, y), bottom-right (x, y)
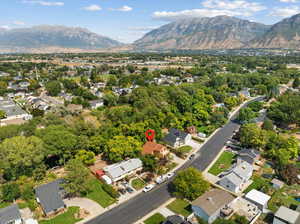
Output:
top-left (13, 21), bottom-right (26, 25)
top-left (153, 0), bottom-right (266, 21)
top-left (83, 4), bottom-right (102, 11)
top-left (110, 5), bottom-right (133, 12)
top-left (22, 0), bottom-right (64, 6)
top-left (279, 0), bottom-right (297, 2)
top-left (0, 25), bottom-right (9, 30)
top-left (270, 6), bottom-right (300, 17)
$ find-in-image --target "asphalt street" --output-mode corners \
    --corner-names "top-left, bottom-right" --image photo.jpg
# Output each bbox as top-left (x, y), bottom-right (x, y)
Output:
top-left (86, 97), bottom-right (265, 224)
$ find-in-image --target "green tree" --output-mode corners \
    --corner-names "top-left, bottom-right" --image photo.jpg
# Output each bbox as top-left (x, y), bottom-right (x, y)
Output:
top-left (293, 77), bottom-right (300, 89)
top-left (63, 159), bottom-right (91, 196)
top-left (172, 167), bottom-right (209, 200)
top-left (262, 118), bottom-right (274, 131)
top-left (75, 150), bottom-right (95, 166)
top-left (141, 155), bottom-right (158, 172)
top-left (45, 80), bottom-right (62, 96)
top-left (237, 108), bottom-right (257, 123)
top-left (0, 110), bottom-right (6, 119)
top-left (0, 136), bottom-right (46, 179)
top-left (105, 136), bottom-right (142, 162)
top-left (238, 124), bottom-right (268, 150)
top-left (1, 183), bottom-right (20, 202)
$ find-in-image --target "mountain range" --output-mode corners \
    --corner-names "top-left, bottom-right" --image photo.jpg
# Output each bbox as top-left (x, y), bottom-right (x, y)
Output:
top-left (1, 14), bottom-right (300, 53)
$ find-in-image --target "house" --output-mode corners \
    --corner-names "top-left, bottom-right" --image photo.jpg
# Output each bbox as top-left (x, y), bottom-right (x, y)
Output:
top-left (237, 148), bottom-right (260, 166)
top-left (89, 99), bottom-right (104, 109)
top-left (238, 88), bottom-right (251, 98)
top-left (35, 179), bottom-right (66, 216)
top-left (218, 162), bottom-right (253, 193)
top-left (162, 215), bottom-right (188, 224)
top-left (192, 189), bottom-right (236, 224)
top-left (142, 141), bottom-right (169, 157)
top-left (0, 204), bottom-right (22, 224)
top-left (163, 128), bottom-right (192, 148)
top-left (186, 126), bottom-right (197, 135)
top-left (0, 98), bottom-right (32, 125)
top-left (245, 189), bottom-right (271, 211)
top-left (66, 104), bottom-right (83, 114)
top-left (103, 158), bottom-right (143, 183)
top-left (271, 179), bottom-right (285, 190)
top-left (273, 206), bottom-right (300, 224)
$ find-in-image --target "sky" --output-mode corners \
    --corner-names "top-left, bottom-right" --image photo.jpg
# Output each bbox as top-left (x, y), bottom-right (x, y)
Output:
top-left (0, 0), bottom-right (300, 43)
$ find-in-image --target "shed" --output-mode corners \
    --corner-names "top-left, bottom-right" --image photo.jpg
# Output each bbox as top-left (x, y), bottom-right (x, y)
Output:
top-left (271, 178), bottom-right (284, 190)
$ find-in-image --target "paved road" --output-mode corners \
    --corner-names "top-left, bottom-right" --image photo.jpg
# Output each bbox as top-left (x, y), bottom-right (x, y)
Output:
top-left (87, 97), bottom-right (265, 224)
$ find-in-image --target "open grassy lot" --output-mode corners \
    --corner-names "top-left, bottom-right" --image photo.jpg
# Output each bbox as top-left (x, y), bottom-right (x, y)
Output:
top-left (144, 213), bottom-right (166, 224)
top-left (40, 206), bottom-right (82, 224)
top-left (86, 178), bottom-right (116, 208)
top-left (208, 151), bottom-right (235, 176)
top-left (131, 178), bottom-right (146, 190)
top-left (167, 199), bottom-right (192, 217)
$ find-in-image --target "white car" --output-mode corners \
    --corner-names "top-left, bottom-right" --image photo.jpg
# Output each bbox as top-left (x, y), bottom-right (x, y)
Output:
top-left (155, 175), bottom-right (168, 184)
top-left (166, 172), bottom-right (174, 179)
top-left (143, 184), bottom-right (155, 192)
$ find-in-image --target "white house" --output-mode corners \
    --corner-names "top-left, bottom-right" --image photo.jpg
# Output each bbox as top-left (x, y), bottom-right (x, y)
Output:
top-left (163, 128), bottom-right (192, 148)
top-left (245, 189), bottom-right (271, 211)
top-left (218, 162), bottom-right (253, 193)
top-left (103, 158), bottom-right (143, 183)
top-left (273, 206), bottom-right (300, 224)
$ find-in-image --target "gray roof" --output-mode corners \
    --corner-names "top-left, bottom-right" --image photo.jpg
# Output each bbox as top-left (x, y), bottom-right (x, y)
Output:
top-left (232, 162), bottom-right (253, 179)
top-left (221, 172), bottom-right (244, 186)
top-left (35, 179), bottom-right (66, 215)
top-left (104, 158), bottom-right (143, 180)
top-left (162, 215), bottom-right (184, 224)
top-left (0, 204), bottom-right (21, 224)
top-left (163, 128), bottom-right (189, 145)
top-left (0, 98), bottom-right (27, 117)
top-left (275, 206), bottom-right (300, 224)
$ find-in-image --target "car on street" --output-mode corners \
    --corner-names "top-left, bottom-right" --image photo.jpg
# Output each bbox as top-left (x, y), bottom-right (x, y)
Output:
top-left (155, 175), bottom-right (167, 184)
top-left (189, 154), bottom-right (196, 160)
top-left (166, 172), bottom-right (174, 179)
top-left (143, 184), bottom-right (155, 193)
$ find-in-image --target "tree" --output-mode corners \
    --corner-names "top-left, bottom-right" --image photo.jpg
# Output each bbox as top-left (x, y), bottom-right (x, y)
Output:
top-left (238, 124), bottom-right (268, 150)
top-left (248, 101), bottom-right (264, 112)
top-left (45, 80), bottom-right (62, 96)
top-left (0, 110), bottom-right (6, 119)
top-left (262, 118), bottom-right (274, 131)
top-left (213, 219), bottom-right (236, 224)
top-left (141, 155), bottom-right (158, 172)
top-left (105, 136), bottom-right (142, 162)
top-left (224, 97), bottom-right (239, 110)
top-left (172, 167), bottom-right (209, 200)
top-left (279, 164), bottom-right (300, 185)
top-left (63, 159), bottom-right (91, 196)
top-left (1, 183), bottom-right (20, 202)
top-left (237, 108), bottom-right (257, 123)
top-left (293, 77), bottom-right (300, 89)
top-left (0, 136), bottom-right (46, 179)
top-left (75, 150), bottom-right (95, 166)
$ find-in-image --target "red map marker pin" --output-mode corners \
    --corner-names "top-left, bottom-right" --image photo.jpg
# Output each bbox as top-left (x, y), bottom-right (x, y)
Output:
top-left (145, 129), bottom-right (155, 142)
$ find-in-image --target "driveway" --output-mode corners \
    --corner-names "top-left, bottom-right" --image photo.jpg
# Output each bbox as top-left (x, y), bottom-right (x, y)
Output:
top-left (186, 139), bottom-right (202, 150)
top-left (63, 197), bottom-right (104, 220)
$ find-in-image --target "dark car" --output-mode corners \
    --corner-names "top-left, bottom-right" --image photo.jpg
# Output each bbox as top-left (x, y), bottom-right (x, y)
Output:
top-left (126, 187), bottom-right (134, 193)
top-left (189, 154), bottom-right (196, 160)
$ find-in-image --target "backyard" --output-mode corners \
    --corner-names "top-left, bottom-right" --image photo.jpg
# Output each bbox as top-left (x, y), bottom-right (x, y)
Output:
top-left (40, 207), bottom-right (82, 224)
top-left (86, 178), bottom-right (116, 208)
top-left (208, 151), bottom-right (236, 176)
top-left (144, 213), bottom-right (166, 224)
top-left (167, 199), bottom-right (192, 217)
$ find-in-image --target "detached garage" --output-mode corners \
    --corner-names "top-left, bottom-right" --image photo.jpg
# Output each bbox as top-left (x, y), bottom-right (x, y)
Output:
top-left (245, 189), bottom-right (271, 211)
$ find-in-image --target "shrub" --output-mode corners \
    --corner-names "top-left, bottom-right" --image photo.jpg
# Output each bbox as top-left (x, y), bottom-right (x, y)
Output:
top-left (101, 183), bottom-right (120, 199)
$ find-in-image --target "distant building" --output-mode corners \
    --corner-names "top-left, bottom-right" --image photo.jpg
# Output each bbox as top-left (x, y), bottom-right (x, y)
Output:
top-left (35, 179), bottom-right (66, 216)
top-left (0, 204), bottom-right (22, 224)
top-left (273, 206), bottom-right (300, 224)
top-left (271, 178), bottom-right (285, 190)
top-left (163, 128), bottom-right (192, 148)
top-left (238, 88), bottom-right (251, 98)
top-left (103, 158), bottom-right (143, 183)
top-left (192, 189), bottom-right (236, 224)
top-left (89, 99), bottom-right (104, 109)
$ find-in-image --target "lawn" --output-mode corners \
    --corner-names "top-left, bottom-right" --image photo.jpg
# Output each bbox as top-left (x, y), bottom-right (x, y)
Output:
top-left (144, 213), bottom-right (166, 224)
top-left (208, 151), bottom-right (235, 176)
top-left (131, 178), bottom-right (145, 190)
top-left (0, 202), bottom-right (11, 209)
top-left (167, 199), bottom-right (192, 217)
top-left (40, 206), bottom-right (82, 224)
top-left (86, 178), bottom-right (116, 208)
top-left (244, 175), bottom-right (270, 193)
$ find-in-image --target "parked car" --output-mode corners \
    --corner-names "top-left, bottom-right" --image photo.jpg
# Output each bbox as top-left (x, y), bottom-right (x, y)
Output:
top-left (155, 175), bottom-right (167, 184)
top-left (143, 184), bottom-right (155, 193)
top-left (126, 187), bottom-right (134, 193)
top-left (118, 188), bottom-right (127, 195)
top-left (189, 154), bottom-right (196, 160)
top-left (166, 172), bottom-right (174, 179)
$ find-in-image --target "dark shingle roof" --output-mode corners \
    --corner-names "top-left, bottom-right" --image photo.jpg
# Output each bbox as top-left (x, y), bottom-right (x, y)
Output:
top-left (163, 128), bottom-right (189, 145)
top-left (162, 215), bottom-right (185, 224)
top-left (0, 204), bottom-right (21, 224)
top-left (35, 179), bottom-right (66, 215)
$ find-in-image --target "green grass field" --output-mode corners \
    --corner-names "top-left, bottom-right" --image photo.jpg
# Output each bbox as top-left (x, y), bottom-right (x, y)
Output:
top-left (208, 151), bottom-right (235, 176)
top-left (144, 213), bottom-right (166, 224)
top-left (40, 207), bottom-right (82, 224)
top-left (86, 178), bottom-right (116, 208)
top-left (167, 199), bottom-right (192, 217)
